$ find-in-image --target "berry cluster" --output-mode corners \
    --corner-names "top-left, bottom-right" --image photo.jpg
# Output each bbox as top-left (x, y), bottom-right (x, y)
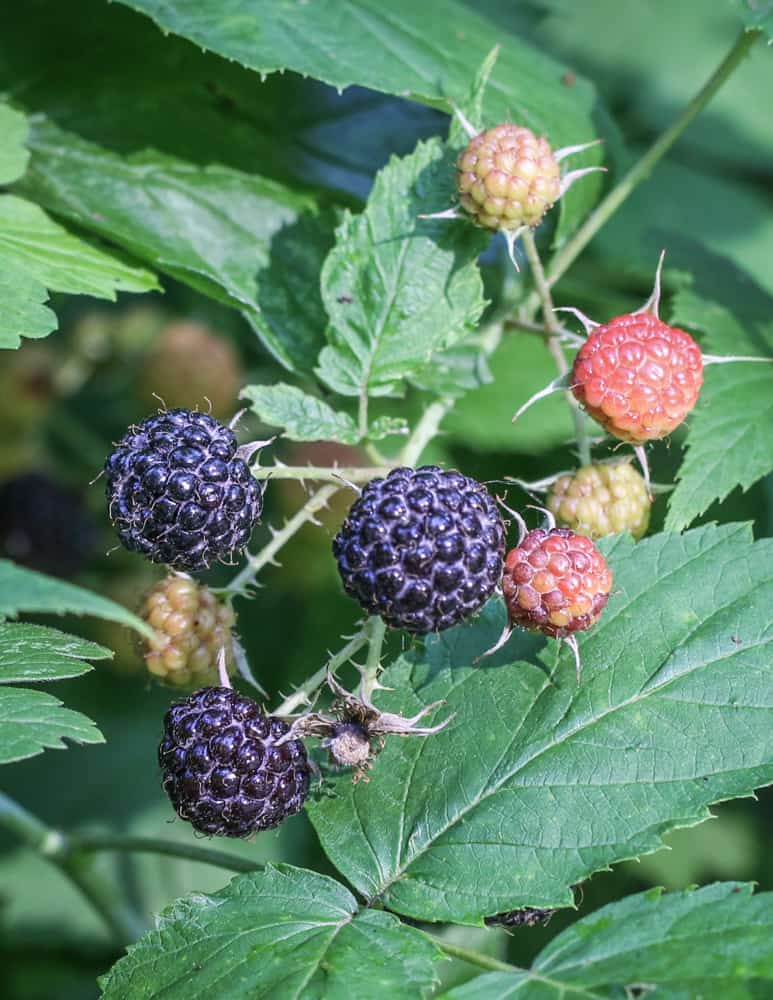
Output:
top-left (159, 687), bottom-right (310, 837)
top-left (105, 408), bottom-right (262, 571)
top-left (333, 466), bottom-right (505, 635)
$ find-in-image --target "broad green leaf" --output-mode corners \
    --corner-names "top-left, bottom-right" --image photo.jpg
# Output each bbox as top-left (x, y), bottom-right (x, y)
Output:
top-left (443, 882), bottom-right (773, 998)
top-left (665, 290), bottom-right (773, 531)
top-left (732, 0), bottom-right (773, 36)
top-left (242, 383), bottom-right (359, 444)
top-left (317, 139), bottom-right (487, 397)
top-left (410, 343), bottom-right (493, 398)
top-left (99, 865), bottom-right (442, 999)
top-left (309, 523), bottom-right (773, 923)
top-left (17, 121), bottom-right (323, 370)
top-left (0, 622), bottom-right (110, 684)
top-left (0, 561), bottom-right (154, 640)
top-left (0, 194), bottom-right (157, 349)
top-left (0, 103), bottom-right (29, 184)
top-left (444, 332), bottom-right (574, 452)
top-left (116, 0), bottom-right (605, 240)
top-left (0, 687), bottom-right (103, 765)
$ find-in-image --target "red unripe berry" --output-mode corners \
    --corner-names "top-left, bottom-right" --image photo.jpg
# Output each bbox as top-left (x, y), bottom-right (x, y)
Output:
top-left (571, 313), bottom-right (703, 443)
top-left (502, 527), bottom-right (612, 638)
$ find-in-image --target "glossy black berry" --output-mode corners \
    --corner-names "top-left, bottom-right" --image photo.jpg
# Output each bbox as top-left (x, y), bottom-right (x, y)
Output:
top-left (333, 466), bottom-right (505, 634)
top-left (159, 686), bottom-right (310, 837)
top-left (105, 409), bottom-right (262, 570)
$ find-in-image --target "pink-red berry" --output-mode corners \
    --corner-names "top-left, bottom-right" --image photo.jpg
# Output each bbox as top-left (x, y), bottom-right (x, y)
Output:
top-left (456, 124), bottom-right (561, 231)
top-left (571, 313), bottom-right (703, 443)
top-left (502, 527), bottom-right (612, 638)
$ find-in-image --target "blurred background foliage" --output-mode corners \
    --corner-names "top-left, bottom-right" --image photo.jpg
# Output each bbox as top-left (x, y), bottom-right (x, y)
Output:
top-left (1, 0), bottom-right (772, 996)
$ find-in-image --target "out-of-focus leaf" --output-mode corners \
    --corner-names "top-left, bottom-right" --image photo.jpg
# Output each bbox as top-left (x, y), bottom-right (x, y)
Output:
top-left (0, 103), bottom-right (29, 184)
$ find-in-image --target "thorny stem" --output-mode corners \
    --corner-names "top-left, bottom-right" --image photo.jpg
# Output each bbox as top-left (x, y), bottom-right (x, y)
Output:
top-left (431, 937), bottom-right (519, 973)
top-left (0, 792), bottom-right (145, 945)
top-left (526, 27), bottom-right (762, 311)
top-left (250, 464), bottom-right (393, 483)
top-left (362, 616), bottom-right (387, 699)
top-left (274, 627), bottom-right (371, 716)
top-left (521, 230), bottom-right (592, 467)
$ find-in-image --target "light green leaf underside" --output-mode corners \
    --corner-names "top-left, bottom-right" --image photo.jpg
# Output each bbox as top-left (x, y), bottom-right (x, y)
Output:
top-left (443, 882), bottom-right (773, 998)
top-left (0, 194), bottom-right (157, 349)
top-left (0, 622), bottom-right (110, 684)
top-left (0, 103), bottom-right (30, 184)
top-left (665, 289), bottom-right (773, 531)
top-left (17, 120), bottom-right (323, 371)
top-left (309, 523), bottom-right (773, 923)
top-left (116, 0), bottom-right (605, 241)
top-left (0, 687), bottom-right (103, 765)
top-left (99, 865), bottom-right (441, 999)
top-left (0, 560), bottom-right (153, 640)
top-left (317, 138), bottom-right (487, 397)
top-left (242, 383), bottom-right (360, 444)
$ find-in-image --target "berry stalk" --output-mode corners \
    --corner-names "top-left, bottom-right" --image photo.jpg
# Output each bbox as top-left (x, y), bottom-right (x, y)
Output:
top-left (521, 230), bottom-right (592, 466)
top-left (529, 27), bottom-right (763, 308)
top-left (274, 627), bottom-right (371, 717)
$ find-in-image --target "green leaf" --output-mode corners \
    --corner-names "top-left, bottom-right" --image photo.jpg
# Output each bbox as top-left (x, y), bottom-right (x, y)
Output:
top-left (410, 343), bottom-right (492, 398)
top-left (242, 383), bottom-right (359, 444)
top-left (17, 120), bottom-right (323, 370)
top-left (442, 883), bottom-right (773, 998)
top-left (99, 865), bottom-right (442, 999)
top-left (0, 561), bottom-right (154, 640)
top-left (732, 0), bottom-right (773, 36)
top-left (369, 416), bottom-right (410, 441)
top-left (0, 194), bottom-right (157, 349)
top-left (0, 103), bottom-right (29, 184)
top-left (444, 332), bottom-right (574, 452)
top-left (0, 622), bottom-right (110, 684)
top-left (665, 290), bottom-right (773, 531)
top-left (317, 139), bottom-right (487, 398)
top-left (0, 687), bottom-right (103, 765)
top-left (309, 523), bottom-right (773, 923)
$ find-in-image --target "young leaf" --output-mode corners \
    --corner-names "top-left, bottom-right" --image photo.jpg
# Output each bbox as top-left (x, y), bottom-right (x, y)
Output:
top-left (0, 103), bottom-right (29, 184)
top-left (0, 622), bottom-right (110, 684)
top-left (317, 138), bottom-right (487, 397)
top-left (115, 0), bottom-right (605, 239)
top-left (0, 688), bottom-right (103, 765)
top-left (242, 383), bottom-right (359, 444)
top-left (17, 120), bottom-right (324, 371)
top-left (442, 883), bottom-right (773, 998)
top-left (309, 523), bottom-right (773, 924)
top-left (99, 865), bottom-right (442, 999)
top-left (665, 289), bottom-right (773, 531)
top-left (0, 561), bottom-right (154, 640)
top-left (0, 195), bottom-right (157, 349)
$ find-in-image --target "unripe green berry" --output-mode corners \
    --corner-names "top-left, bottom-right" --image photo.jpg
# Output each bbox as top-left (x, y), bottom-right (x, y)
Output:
top-left (547, 462), bottom-right (650, 540)
top-left (456, 124), bottom-right (561, 231)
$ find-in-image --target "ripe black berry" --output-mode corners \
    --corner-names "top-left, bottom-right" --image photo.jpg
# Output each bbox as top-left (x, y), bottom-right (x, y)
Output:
top-left (333, 466), bottom-right (505, 634)
top-left (104, 409), bottom-right (262, 570)
top-left (159, 686), bottom-right (310, 837)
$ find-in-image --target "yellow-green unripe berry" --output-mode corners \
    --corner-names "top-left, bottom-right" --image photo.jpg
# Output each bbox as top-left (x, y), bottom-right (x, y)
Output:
top-left (140, 575), bottom-right (236, 688)
top-left (547, 462), bottom-right (651, 540)
top-left (456, 124), bottom-right (561, 231)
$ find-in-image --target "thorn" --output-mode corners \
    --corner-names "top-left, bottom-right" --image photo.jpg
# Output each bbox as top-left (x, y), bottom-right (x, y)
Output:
top-left (229, 407), bottom-right (248, 430)
top-left (216, 647), bottom-right (232, 689)
top-left (503, 475), bottom-right (558, 495)
top-left (332, 472), bottom-right (361, 494)
top-left (702, 354), bottom-right (773, 365)
top-left (233, 639), bottom-right (267, 697)
top-left (526, 504), bottom-right (556, 530)
top-left (559, 165), bottom-right (606, 198)
top-left (236, 437), bottom-right (276, 464)
top-left (554, 306), bottom-right (598, 336)
top-left (496, 495), bottom-right (528, 544)
top-left (151, 392), bottom-right (168, 411)
top-left (475, 622), bottom-right (514, 662)
top-left (633, 444), bottom-right (652, 499)
top-left (512, 372), bottom-right (572, 423)
top-left (564, 635), bottom-right (582, 683)
top-left (554, 138), bottom-right (603, 163)
top-left (635, 249), bottom-right (666, 318)
top-left (89, 468), bottom-right (105, 486)
top-left (453, 106), bottom-right (479, 139)
top-left (418, 206), bottom-right (462, 221)
top-left (504, 227), bottom-right (527, 273)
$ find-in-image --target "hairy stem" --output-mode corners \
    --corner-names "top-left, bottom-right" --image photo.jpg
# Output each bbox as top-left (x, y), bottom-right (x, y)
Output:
top-left (431, 937), bottom-right (519, 973)
top-left (522, 230), bottom-right (591, 466)
top-left (362, 616), bottom-right (387, 699)
top-left (0, 793), bottom-right (144, 945)
top-left (74, 833), bottom-right (263, 873)
top-left (274, 627), bottom-right (371, 716)
top-left (251, 464), bottom-right (392, 483)
top-left (228, 483), bottom-right (340, 595)
top-left (530, 27), bottom-right (762, 306)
